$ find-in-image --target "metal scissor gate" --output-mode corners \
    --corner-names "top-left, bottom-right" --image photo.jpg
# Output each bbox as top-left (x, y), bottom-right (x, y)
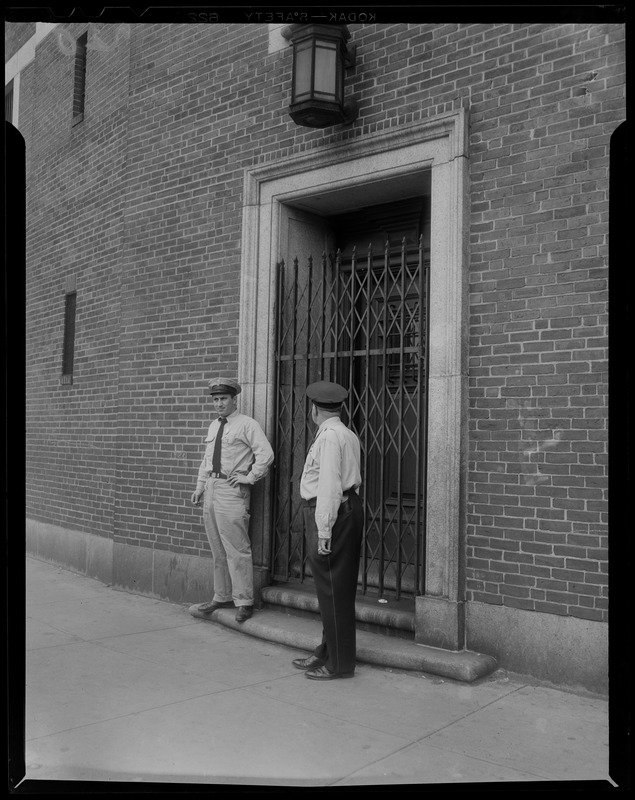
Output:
top-left (272, 237), bottom-right (429, 599)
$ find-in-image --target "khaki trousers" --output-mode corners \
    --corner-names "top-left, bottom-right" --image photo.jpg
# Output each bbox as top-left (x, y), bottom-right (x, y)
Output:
top-left (202, 477), bottom-right (253, 607)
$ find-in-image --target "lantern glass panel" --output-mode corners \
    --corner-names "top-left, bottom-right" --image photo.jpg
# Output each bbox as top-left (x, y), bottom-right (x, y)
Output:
top-left (294, 40), bottom-right (313, 99)
top-left (314, 40), bottom-right (338, 97)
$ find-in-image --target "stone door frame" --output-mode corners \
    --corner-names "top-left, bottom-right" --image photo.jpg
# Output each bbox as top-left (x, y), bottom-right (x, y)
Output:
top-left (239, 110), bottom-right (469, 650)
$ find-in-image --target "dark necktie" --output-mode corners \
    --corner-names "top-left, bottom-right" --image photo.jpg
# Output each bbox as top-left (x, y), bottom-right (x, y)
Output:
top-left (212, 416), bottom-right (227, 473)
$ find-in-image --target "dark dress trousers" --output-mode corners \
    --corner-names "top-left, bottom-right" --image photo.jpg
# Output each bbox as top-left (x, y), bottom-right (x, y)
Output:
top-left (304, 492), bottom-right (364, 674)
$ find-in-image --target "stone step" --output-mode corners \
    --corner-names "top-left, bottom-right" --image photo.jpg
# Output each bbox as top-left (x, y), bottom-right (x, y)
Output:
top-left (261, 583), bottom-right (416, 639)
top-left (188, 602), bottom-right (497, 684)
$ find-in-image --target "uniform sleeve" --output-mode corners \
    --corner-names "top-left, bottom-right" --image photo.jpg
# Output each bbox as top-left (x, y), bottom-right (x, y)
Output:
top-left (196, 457), bottom-right (208, 493)
top-left (243, 419), bottom-right (274, 483)
top-left (314, 430), bottom-right (343, 538)
top-left (195, 424), bottom-right (213, 492)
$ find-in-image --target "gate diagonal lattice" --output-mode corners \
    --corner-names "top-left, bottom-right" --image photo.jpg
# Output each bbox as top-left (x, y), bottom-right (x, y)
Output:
top-left (272, 238), bottom-right (429, 599)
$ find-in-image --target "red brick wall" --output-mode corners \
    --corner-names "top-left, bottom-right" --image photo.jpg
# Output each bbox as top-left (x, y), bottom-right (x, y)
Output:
top-left (22, 21), bottom-right (622, 618)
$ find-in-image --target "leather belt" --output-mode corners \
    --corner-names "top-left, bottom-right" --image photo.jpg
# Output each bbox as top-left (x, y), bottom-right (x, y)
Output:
top-left (305, 488), bottom-right (356, 508)
top-left (207, 472), bottom-right (228, 479)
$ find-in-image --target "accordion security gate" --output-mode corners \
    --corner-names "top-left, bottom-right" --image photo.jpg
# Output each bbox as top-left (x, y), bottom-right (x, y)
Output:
top-left (272, 237), bottom-right (429, 600)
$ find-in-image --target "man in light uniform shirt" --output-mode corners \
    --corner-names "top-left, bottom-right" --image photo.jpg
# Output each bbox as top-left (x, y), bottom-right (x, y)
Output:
top-left (191, 378), bottom-right (274, 623)
top-left (292, 380), bottom-right (363, 680)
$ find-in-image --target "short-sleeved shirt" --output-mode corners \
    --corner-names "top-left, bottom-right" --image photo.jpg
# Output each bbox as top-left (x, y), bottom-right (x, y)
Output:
top-left (300, 417), bottom-right (362, 538)
top-left (196, 410), bottom-right (274, 491)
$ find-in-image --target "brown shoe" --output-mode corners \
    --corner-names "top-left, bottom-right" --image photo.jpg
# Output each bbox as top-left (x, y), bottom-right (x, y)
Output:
top-left (198, 600), bottom-right (233, 614)
top-left (292, 655), bottom-right (325, 670)
top-left (235, 606), bottom-right (253, 623)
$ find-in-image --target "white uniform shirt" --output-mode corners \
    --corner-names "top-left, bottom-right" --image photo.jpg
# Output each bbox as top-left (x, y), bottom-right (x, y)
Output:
top-left (196, 410), bottom-right (274, 491)
top-left (300, 417), bottom-right (362, 539)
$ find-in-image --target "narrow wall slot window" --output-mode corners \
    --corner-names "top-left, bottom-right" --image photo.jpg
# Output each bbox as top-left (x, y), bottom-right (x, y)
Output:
top-left (72, 32), bottom-right (87, 125)
top-left (61, 282), bottom-right (77, 384)
top-left (5, 79), bottom-right (14, 123)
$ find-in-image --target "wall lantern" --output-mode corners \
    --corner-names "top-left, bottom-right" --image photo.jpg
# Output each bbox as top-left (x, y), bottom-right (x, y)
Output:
top-left (282, 23), bottom-right (358, 129)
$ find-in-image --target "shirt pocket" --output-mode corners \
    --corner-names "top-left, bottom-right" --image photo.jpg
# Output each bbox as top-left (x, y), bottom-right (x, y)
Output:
top-left (203, 438), bottom-right (217, 457)
top-left (206, 427), bottom-right (226, 445)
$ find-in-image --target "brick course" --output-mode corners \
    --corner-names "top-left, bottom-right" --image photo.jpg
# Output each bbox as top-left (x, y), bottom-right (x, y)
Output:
top-left (4, 21), bottom-right (35, 60)
top-left (466, 20), bottom-right (619, 622)
top-left (18, 21), bottom-right (622, 622)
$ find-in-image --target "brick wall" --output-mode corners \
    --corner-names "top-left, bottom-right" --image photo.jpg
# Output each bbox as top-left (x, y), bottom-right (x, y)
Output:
top-left (25, 23), bottom-right (132, 539)
top-left (463, 23), bottom-right (617, 623)
top-left (114, 24), bottom-right (272, 555)
top-left (4, 21), bottom-right (36, 61)
top-left (22, 21), bottom-right (622, 619)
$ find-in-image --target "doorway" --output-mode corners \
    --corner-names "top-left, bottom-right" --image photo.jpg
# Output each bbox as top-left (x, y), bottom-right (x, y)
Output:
top-left (271, 196), bottom-right (430, 599)
top-left (241, 112), bottom-right (469, 646)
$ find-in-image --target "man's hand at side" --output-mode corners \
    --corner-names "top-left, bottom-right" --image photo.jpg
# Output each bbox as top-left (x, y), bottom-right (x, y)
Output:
top-left (318, 537), bottom-right (332, 556)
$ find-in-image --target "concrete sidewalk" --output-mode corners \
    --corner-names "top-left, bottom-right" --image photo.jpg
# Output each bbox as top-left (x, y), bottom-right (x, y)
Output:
top-left (19, 556), bottom-right (610, 787)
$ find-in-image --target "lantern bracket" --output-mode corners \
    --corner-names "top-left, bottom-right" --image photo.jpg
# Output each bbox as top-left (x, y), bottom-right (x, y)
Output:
top-left (344, 43), bottom-right (357, 70)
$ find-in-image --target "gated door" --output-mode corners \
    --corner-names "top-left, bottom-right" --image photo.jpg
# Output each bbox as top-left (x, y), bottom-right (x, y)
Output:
top-left (271, 199), bottom-right (429, 599)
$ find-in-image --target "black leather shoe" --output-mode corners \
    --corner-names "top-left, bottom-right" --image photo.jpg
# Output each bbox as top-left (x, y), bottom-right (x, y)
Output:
top-left (198, 600), bottom-right (233, 614)
top-left (235, 606), bottom-right (253, 623)
top-left (292, 655), bottom-right (325, 670)
top-left (305, 666), bottom-right (354, 681)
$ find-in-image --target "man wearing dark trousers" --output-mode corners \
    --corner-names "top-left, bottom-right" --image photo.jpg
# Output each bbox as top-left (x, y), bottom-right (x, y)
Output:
top-left (293, 381), bottom-right (363, 681)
